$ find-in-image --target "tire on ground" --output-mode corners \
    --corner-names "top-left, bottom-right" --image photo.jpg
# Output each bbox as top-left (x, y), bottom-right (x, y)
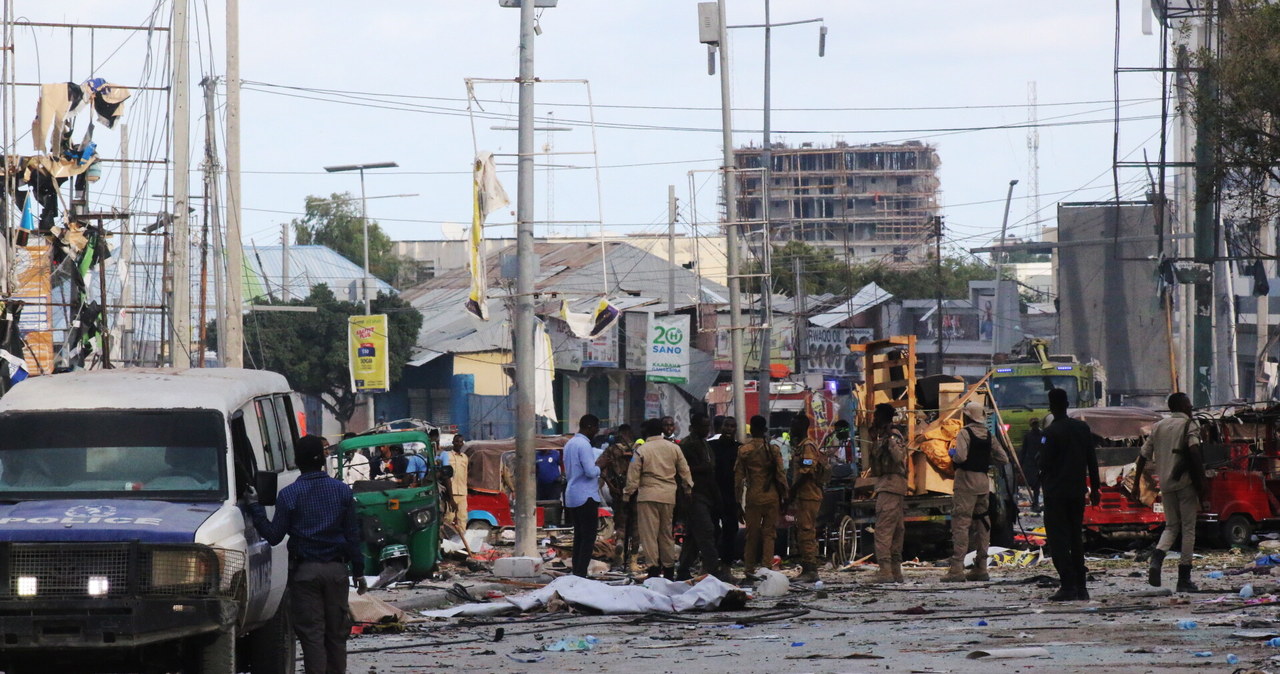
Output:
top-left (244, 596), bottom-right (297, 674)
top-left (189, 623), bottom-right (236, 674)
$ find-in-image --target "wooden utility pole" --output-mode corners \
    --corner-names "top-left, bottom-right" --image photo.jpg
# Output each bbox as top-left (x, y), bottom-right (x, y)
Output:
top-left (934, 215), bottom-right (944, 376)
top-left (794, 255), bottom-right (806, 374)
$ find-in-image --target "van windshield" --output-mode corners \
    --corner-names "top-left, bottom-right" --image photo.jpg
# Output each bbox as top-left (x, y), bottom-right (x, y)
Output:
top-left (990, 376), bottom-right (1080, 410)
top-left (0, 410), bottom-right (227, 501)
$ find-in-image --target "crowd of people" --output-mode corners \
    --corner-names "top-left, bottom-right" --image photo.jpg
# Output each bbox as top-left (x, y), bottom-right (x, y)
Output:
top-left (261, 387), bottom-right (1207, 672)
top-left (530, 388), bottom-right (1205, 604)
top-left (315, 389), bottom-right (1207, 599)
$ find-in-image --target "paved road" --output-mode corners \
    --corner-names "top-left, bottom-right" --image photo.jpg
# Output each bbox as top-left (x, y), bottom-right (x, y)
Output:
top-left (346, 553), bottom-right (1276, 673)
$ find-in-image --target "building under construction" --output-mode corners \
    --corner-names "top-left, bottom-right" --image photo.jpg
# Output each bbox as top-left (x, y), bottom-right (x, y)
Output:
top-left (734, 141), bottom-right (941, 264)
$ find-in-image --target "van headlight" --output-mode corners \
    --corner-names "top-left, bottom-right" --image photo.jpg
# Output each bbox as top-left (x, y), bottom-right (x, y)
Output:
top-left (150, 548), bottom-right (218, 590)
top-left (408, 507), bottom-right (436, 529)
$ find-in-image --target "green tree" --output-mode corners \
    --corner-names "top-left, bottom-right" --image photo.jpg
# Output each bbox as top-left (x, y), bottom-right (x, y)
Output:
top-left (292, 193), bottom-right (404, 285)
top-left (211, 285), bottom-right (423, 428)
top-left (1191, 0), bottom-right (1280, 226)
top-left (745, 241), bottom-right (994, 300)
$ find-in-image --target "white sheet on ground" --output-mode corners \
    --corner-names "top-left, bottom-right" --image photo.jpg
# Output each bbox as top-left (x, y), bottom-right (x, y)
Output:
top-left (420, 575), bottom-right (736, 618)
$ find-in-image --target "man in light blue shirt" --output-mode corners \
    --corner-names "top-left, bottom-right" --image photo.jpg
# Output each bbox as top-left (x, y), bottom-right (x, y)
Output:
top-left (563, 414), bottom-right (602, 577)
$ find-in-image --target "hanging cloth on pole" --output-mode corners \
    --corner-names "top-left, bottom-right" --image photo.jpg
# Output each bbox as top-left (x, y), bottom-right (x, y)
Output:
top-left (465, 151), bottom-right (510, 320)
top-left (534, 317), bottom-right (558, 424)
top-left (559, 297), bottom-right (620, 340)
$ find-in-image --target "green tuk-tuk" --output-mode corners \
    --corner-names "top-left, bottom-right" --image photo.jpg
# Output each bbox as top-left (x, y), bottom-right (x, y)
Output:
top-left (335, 430), bottom-right (441, 584)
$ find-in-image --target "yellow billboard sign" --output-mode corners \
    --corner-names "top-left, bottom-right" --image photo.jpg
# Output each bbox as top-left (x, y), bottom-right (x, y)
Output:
top-left (348, 314), bottom-right (390, 393)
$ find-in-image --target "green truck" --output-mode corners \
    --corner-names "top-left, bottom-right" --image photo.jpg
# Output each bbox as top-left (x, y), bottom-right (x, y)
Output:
top-left (989, 343), bottom-right (1106, 447)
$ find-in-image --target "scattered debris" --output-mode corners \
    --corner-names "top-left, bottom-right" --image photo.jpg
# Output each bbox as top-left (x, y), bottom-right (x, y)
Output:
top-left (966, 647), bottom-right (1051, 660)
top-left (785, 653), bottom-right (884, 660)
top-left (753, 568), bottom-right (790, 597)
top-left (544, 636), bottom-right (599, 652)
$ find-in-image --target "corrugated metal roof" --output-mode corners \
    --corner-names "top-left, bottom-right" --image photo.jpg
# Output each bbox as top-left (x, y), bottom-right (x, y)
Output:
top-left (403, 241), bottom-right (730, 364)
top-left (403, 241), bottom-right (729, 305)
top-left (809, 282), bottom-right (893, 328)
top-left (248, 245), bottom-right (395, 303)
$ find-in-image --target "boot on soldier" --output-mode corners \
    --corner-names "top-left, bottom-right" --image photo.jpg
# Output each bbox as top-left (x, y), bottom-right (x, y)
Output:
top-left (1176, 564), bottom-right (1198, 592)
top-left (940, 558), bottom-right (966, 583)
top-left (966, 556), bottom-right (990, 581)
top-left (1147, 548), bottom-right (1166, 587)
top-left (871, 562), bottom-right (895, 584)
top-left (794, 564), bottom-right (820, 583)
top-left (891, 553), bottom-right (905, 583)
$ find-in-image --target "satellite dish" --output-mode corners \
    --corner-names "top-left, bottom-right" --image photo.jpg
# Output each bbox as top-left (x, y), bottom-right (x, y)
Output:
top-left (441, 223), bottom-right (466, 240)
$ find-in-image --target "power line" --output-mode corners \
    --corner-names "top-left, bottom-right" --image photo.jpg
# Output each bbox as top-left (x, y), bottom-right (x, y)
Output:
top-left (241, 80), bottom-right (1160, 113)
top-left (239, 84), bottom-right (1163, 136)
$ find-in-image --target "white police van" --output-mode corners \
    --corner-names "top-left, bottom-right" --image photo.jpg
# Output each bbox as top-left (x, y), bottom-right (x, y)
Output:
top-left (0, 368), bottom-right (303, 673)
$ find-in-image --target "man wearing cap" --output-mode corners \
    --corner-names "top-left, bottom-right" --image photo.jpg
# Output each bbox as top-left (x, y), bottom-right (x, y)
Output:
top-left (942, 401), bottom-right (1009, 582)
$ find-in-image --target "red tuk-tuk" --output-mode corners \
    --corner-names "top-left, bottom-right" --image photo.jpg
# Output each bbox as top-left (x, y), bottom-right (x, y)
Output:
top-left (1066, 407), bottom-right (1167, 539)
top-left (461, 436), bottom-right (612, 539)
top-left (1197, 409), bottom-right (1280, 547)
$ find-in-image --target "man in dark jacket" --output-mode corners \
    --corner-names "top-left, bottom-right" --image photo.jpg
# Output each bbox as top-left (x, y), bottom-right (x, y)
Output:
top-left (1040, 388), bottom-right (1101, 601)
top-left (676, 413), bottom-right (736, 583)
top-left (1020, 419), bottom-right (1044, 513)
top-left (249, 435), bottom-right (364, 674)
top-left (709, 416), bottom-right (741, 563)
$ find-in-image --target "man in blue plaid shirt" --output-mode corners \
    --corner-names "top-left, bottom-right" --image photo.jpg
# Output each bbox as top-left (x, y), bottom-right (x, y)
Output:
top-left (249, 435), bottom-right (364, 674)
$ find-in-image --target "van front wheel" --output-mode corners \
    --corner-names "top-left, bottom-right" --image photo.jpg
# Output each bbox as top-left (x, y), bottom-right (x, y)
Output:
top-left (245, 597), bottom-right (297, 674)
top-left (190, 624), bottom-right (236, 674)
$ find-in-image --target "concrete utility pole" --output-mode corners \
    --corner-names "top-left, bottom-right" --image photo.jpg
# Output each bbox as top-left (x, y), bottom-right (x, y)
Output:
top-left (991, 179), bottom-right (1018, 362)
top-left (513, 0), bottom-right (541, 559)
top-left (281, 223), bottom-right (291, 302)
top-left (668, 185), bottom-right (677, 314)
top-left (224, 0), bottom-right (244, 368)
top-left (757, 0), bottom-right (774, 419)
top-left (199, 85), bottom-right (227, 363)
top-left (1192, 14), bottom-right (1216, 407)
top-left (118, 123), bottom-right (134, 364)
top-left (170, 0), bottom-right (191, 368)
top-left (700, 0), bottom-right (748, 440)
top-left (728, 0), bottom-right (826, 420)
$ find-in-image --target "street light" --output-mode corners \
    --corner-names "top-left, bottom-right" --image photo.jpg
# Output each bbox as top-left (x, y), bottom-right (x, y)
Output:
top-left (991, 179), bottom-right (1019, 362)
top-left (323, 161), bottom-right (399, 314)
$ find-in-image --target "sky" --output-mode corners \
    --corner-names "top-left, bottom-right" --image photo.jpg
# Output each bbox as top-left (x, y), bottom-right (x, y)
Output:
top-left (29, 1), bottom-right (1169, 265)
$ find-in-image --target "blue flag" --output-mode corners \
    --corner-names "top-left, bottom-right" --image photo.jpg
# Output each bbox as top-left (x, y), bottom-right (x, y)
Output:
top-left (19, 193), bottom-right (34, 231)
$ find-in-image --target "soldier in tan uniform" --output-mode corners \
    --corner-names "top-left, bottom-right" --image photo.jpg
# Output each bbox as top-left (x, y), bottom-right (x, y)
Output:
top-left (624, 418), bottom-right (693, 579)
top-left (868, 404), bottom-right (909, 583)
top-left (447, 435), bottom-right (470, 531)
top-left (735, 415), bottom-right (788, 576)
top-left (942, 401), bottom-right (1008, 582)
top-left (789, 415), bottom-right (829, 583)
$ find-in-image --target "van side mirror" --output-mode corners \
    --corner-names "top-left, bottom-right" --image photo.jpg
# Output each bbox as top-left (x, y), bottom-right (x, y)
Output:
top-left (255, 471), bottom-right (279, 507)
